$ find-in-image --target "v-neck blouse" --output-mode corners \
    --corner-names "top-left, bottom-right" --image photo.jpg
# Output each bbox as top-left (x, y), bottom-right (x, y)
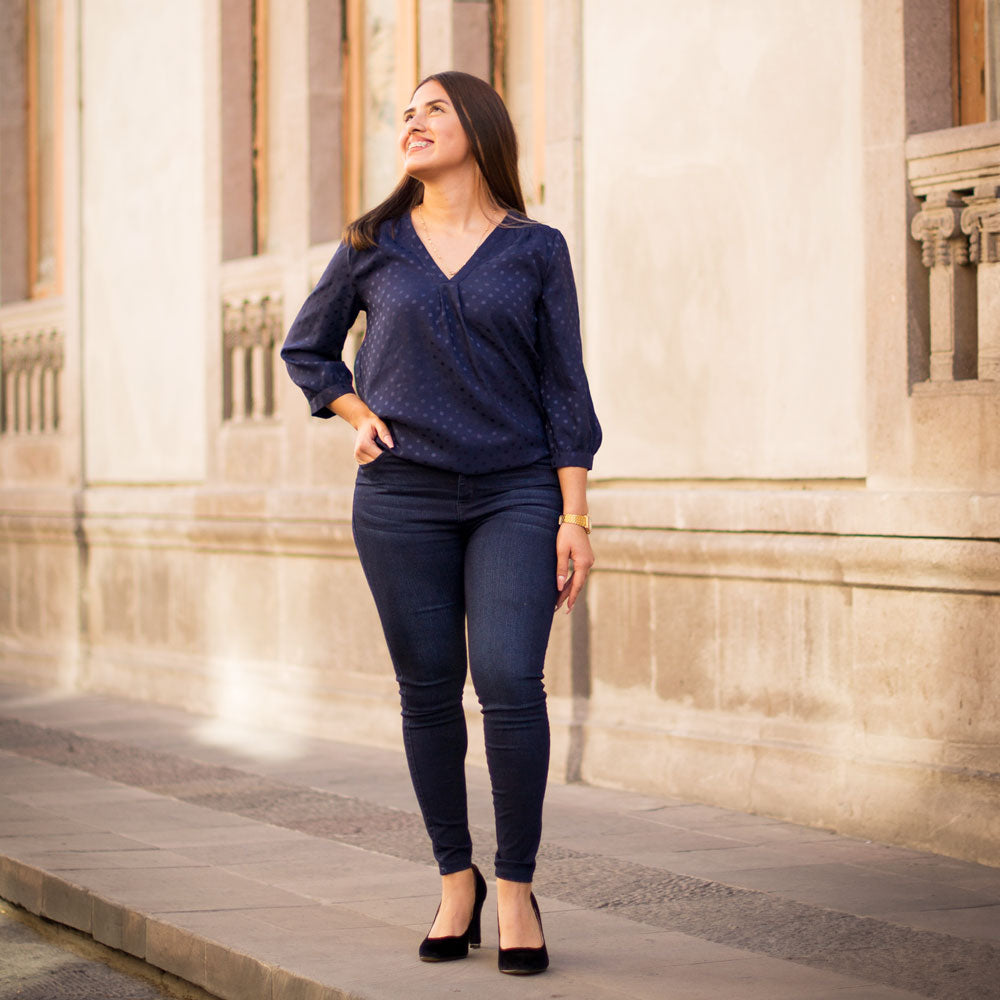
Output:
top-left (281, 214), bottom-right (602, 474)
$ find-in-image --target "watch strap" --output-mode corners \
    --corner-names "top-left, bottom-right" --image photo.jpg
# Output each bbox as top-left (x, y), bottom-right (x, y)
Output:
top-left (558, 514), bottom-right (591, 534)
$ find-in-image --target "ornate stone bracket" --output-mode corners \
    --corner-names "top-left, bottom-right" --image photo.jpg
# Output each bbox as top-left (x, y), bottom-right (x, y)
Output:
top-left (222, 293), bottom-right (283, 421)
top-left (0, 327), bottom-right (65, 434)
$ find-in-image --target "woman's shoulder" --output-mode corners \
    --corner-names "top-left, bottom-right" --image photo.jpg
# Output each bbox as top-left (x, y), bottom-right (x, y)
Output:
top-left (336, 214), bottom-right (409, 260)
top-left (503, 214), bottom-right (568, 256)
top-left (373, 214), bottom-right (409, 246)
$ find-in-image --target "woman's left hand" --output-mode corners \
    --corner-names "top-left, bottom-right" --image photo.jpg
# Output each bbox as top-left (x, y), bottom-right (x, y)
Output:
top-left (555, 524), bottom-right (594, 614)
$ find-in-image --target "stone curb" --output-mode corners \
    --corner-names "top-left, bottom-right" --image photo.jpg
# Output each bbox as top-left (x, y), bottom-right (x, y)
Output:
top-left (0, 855), bottom-right (351, 1000)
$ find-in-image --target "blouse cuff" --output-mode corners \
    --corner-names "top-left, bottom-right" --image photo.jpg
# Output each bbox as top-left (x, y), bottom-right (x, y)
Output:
top-left (308, 384), bottom-right (354, 419)
top-left (551, 450), bottom-right (594, 470)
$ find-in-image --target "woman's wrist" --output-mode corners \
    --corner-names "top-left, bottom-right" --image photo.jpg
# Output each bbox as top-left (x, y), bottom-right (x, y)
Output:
top-left (555, 466), bottom-right (589, 516)
top-left (329, 393), bottom-right (375, 430)
top-left (558, 513), bottom-right (591, 533)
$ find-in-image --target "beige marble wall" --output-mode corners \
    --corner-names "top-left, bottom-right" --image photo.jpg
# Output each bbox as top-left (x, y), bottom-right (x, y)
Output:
top-left (81, 0), bottom-right (208, 483)
top-left (582, 0), bottom-right (866, 481)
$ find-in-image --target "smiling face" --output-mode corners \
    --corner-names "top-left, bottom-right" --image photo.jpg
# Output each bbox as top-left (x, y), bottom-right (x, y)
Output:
top-left (399, 80), bottom-right (474, 181)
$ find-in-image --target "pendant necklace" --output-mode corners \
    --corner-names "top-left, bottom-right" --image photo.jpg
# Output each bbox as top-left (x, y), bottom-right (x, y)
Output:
top-left (418, 205), bottom-right (495, 279)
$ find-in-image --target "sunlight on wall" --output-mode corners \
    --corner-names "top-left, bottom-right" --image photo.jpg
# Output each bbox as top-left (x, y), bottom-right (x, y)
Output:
top-left (196, 656), bottom-right (306, 762)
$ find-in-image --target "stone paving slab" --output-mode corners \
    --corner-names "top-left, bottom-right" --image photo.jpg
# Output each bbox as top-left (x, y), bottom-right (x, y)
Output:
top-left (0, 682), bottom-right (998, 999)
top-left (710, 860), bottom-right (1000, 914)
top-left (875, 904), bottom-right (1000, 944)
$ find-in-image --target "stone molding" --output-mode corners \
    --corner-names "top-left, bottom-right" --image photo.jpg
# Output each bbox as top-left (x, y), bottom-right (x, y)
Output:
top-left (596, 528), bottom-right (1000, 595)
top-left (906, 121), bottom-right (1000, 193)
top-left (6, 481), bottom-right (1000, 542)
top-left (589, 485), bottom-right (1000, 539)
top-left (3, 493), bottom-right (997, 594)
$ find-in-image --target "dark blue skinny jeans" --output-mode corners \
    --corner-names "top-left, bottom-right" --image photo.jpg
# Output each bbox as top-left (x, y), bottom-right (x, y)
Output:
top-left (352, 450), bottom-right (561, 883)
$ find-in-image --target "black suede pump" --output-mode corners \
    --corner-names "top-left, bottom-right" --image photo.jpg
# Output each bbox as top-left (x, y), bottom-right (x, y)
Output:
top-left (418, 864), bottom-right (488, 962)
top-left (497, 892), bottom-right (549, 975)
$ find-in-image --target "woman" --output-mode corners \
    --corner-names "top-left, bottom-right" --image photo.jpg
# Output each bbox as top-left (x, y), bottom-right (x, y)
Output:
top-left (282, 70), bottom-right (601, 976)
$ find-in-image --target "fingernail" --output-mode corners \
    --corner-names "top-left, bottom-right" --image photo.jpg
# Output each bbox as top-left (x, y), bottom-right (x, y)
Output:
top-left (557, 576), bottom-right (565, 590)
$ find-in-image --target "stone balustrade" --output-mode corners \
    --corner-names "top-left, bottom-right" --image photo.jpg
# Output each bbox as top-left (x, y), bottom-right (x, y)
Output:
top-left (0, 326), bottom-right (64, 435)
top-left (221, 292), bottom-right (282, 421)
top-left (908, 123), bottom-right (1000, 387)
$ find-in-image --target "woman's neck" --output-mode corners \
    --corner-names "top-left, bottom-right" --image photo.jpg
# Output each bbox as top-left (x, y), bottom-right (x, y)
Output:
top-left (418, 172), bottom-right (502, 233)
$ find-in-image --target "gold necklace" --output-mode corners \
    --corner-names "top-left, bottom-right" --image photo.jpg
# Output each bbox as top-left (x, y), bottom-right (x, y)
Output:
top-left (417, 205), bottom-right (495, 278)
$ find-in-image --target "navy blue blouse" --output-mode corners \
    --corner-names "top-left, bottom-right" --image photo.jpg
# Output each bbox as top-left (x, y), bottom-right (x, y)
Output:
top-left (281, 212), bottom-right (602, 474)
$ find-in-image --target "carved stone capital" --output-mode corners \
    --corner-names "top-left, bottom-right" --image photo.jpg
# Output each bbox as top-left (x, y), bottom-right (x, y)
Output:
top-left (911, 191), bottom-right (968, 267)
top-left (961, 185), bottom-right (1000, 264)
top-left (222, 293), bottom-right (283, 349)
top-left (0, 328), bottom-right (64, 373)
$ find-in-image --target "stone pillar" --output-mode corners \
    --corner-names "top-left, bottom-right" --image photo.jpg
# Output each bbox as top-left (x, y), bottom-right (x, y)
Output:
top-left (911, 190), bottom-right (977, 381)
top-left (452, 0), bottom-right (491, 80)
top-left (419, 0), bottom-right (491, 81)
top-left (0, 0), bottom-right (28, 304)
top-left (961, 183), bottom-right (1000, 380)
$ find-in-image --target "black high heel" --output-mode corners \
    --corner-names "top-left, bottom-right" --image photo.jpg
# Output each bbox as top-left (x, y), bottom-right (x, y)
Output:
top-left (418, 864), bottom-right (487, 962)
top-left (497, 892), bottom-right (549, 975)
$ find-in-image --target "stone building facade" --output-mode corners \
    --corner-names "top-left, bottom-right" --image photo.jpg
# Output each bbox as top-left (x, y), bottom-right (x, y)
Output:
top-left (1, 0), bottom-right (999, 866)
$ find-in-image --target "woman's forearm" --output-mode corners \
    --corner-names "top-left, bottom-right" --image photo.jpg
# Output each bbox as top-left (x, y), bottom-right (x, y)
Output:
top-left (329, 392), bottom-right (375, 430)
top-left (556, 466), bottom-right (589, 514)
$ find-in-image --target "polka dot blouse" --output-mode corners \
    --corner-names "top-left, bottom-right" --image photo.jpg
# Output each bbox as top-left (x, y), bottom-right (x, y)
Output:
top-left (281, 213), bottom-right (602, 474)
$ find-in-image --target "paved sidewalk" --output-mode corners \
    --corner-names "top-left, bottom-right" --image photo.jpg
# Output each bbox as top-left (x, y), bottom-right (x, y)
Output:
top-left (0, 681), bottom-right (998, 1000)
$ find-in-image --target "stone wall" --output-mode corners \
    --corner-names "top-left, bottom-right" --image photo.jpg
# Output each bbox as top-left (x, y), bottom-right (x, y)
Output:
top-left (1, 0), bottom-right (999, 868)
top-left (582, 0), bottom-right (866, 481)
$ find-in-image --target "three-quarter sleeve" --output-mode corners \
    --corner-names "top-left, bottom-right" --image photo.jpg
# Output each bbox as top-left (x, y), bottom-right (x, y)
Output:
top-left (536, 231), bottom-right (602, 468)
top-left (281, 241), bottom-right (363, 418)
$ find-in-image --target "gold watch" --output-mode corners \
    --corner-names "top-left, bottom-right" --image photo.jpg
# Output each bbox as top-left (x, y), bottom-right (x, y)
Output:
top-left (558, 514), bottom-right (591, 534)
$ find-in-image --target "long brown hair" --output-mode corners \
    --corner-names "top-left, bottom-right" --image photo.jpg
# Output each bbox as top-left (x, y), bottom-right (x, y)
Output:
top-left (343, 71), bottom-right (527, 251)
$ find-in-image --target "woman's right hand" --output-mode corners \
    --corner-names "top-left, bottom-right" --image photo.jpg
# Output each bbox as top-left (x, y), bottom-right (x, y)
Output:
top-left (353, 412), bottom-right (394, 464)
top-left (327, 393), bottom-right (395, 464)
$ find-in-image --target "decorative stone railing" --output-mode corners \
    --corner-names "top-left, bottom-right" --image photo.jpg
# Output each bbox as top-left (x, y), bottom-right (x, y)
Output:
top-left (221, 292), bottom-right (283, 421)
top-left (907, 123), bottom-right (1000, 388)
top-left (0, 325), bottom-right (64, 435)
